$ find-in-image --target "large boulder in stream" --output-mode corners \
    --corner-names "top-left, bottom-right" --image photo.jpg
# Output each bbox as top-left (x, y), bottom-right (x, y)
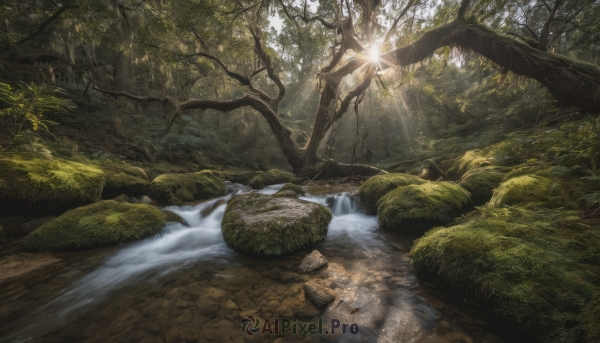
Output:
top-left (221, 193), bottom-right (332, 256)
top-left (24, 200), bottom-right (166, 251)
top-left (358, 173), bottom-right (426, 214)
top-left (150, 170), bottom-right (225, 205)
top-left (377, 182), bottom-right (472, 233)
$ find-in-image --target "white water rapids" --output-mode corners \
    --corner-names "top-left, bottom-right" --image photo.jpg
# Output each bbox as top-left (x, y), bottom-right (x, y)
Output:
top-left (5, 183), bottom-right (380, 343)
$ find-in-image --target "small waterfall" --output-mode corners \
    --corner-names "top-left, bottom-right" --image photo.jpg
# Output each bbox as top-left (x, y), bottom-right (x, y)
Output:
top-left (302, 193), bottom-right (362, 216)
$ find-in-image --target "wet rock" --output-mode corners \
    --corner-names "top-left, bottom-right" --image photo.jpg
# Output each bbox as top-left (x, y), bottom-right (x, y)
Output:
top-left (298, 250), bottom-right (328, 273)
top-left (274, 183), bottom-right (305, 198)
top-left (304, 279), bottom-right (336, 308)
top-left (162, 210), bottom-right (186, 225)
top-left (278, 271), bottom-right (309, 283)
top-left (221, 193), bottom-right (332, 256)
top-left (139, 195), bottom-right (152, 204)
top-left (21, 215), bottom-right (55, 235)
top-left (247, 170), bottom-right (298, 189)
top-left (150, 170), bottom-right (225, 205)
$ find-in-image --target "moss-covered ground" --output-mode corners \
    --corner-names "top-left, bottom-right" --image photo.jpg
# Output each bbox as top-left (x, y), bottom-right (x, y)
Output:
top-left (409, 118), bottom-right (600, 342)
top-left (412, 206), bottom-right (600, 342)
top-left (0, 153), bottom-right (106, 215)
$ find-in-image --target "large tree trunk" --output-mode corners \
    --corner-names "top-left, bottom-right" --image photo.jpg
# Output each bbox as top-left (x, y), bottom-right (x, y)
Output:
top-left (380, 19), bottom-right (600, 111)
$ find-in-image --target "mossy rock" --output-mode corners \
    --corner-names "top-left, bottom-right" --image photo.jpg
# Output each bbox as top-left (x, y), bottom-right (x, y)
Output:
top-left (358, 173), bottom-right (426, 214)
top-left (447, 150), bottom-right (496, 179)
top-left (150, 170), bottom-right (225, 205)
top-left (489, 175), bottom-right (565, 208)
top-left (0, 154), bottom-right (106, 216)
top-left (221, 193), bottom-right (332, 257)
top-left (411, 206), bottom-right (600, 343)
top-left (247, 170), bottom-right (298, 189)
top-left (377, 182), bottom-right (472, 233)
top-left (230, 171), bottom-right (260, 185)
top-left (459, 167), bottom-right (505, 206)
top-left (101, 162), bottom-right (150, 198)
top-left (274, 183), bottom-right (305, 198)
top-left (24, 200), bottom-right (166, 251)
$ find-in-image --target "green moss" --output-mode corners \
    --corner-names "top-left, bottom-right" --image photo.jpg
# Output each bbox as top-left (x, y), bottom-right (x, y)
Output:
top-left (101, 162), bottom-right (150, 198)
top-left (377, 182), bottom-right (472, 232)
top-left (358, 173), bottom-right (426, 214)
top-left (278, 183), bottom-right (305, 195)
top-left (24, 200), bottom-right (165, 251)
top-left (447, 150), bottom-right (495, 178)
top-left (0, 153), bottom-right (106, 215)
top-left (247, 170), bottom-right (298, 189)
top-left (221, 193), bottom-right (332, 256)
top-left (230, 171), bottom-right (260, 185)
top-left (490, 175), bottom-right (565, 208)
top-left (150, 170), bottom-right (225, 205)
top-left (411, 206), bottom-right (600, 343)
top-left (459, 167), bottom-right (505, 205)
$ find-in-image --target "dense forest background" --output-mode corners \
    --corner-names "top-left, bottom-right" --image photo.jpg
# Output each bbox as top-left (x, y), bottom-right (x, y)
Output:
top-left (2, 0), bottom-right (598, 175)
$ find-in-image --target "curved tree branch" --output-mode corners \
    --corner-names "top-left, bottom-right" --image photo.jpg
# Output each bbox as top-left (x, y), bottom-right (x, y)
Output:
top-left (379, 19), bottom-right (600, 111)
top-left (2, 5), bottom-right (79, 53)
top-left (278, 0), bottom-right (340, 30)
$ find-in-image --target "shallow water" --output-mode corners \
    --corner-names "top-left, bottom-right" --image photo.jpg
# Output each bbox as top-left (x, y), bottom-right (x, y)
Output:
top-left (0, 184), bottom-right (517, 343)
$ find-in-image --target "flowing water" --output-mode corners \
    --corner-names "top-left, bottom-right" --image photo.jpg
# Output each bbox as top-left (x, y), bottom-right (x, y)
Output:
top-left (0, 184), bottom-right (519, 343)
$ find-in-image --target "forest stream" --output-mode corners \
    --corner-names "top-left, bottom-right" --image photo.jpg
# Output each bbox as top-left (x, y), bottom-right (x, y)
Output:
top-left (0, 183), bottom-right (525, 343)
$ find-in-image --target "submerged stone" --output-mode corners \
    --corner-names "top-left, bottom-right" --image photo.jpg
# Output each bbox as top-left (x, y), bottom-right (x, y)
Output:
top-left (24, 200), bottom-right (166, 251)
top-left (298, 250), bottom-right (328, 273)
top-left (150, 170), bottom-right (225, 205)
top-left (221, 193), bottom-right (332, 257)
top-left (358, 173), bottom-right (425, 214)
top-left (377, 182), bottom-right (471, 233)
top-left (303, 279), bottom-right (336, 308)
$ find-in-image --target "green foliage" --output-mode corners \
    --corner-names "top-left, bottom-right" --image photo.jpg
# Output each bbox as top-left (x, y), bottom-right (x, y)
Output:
top-left (358, 173), bottom-right (426, 214)
top-left (376, 182), bottom-right (472, 232)
top-left (24, 200), bottom-right (166, 251)
top-left (150, 170), bottom-right (225, 205)
top-left (411, 206), bottom-right (600, 343)
top-left (0, 82), bottom-right (71, 140)
top-left (0, 153), bottom-right (105, 215)
top-left (221, 193), bottom-right (332, 256)
top-left (247, 169), bottom-right (298, 189)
